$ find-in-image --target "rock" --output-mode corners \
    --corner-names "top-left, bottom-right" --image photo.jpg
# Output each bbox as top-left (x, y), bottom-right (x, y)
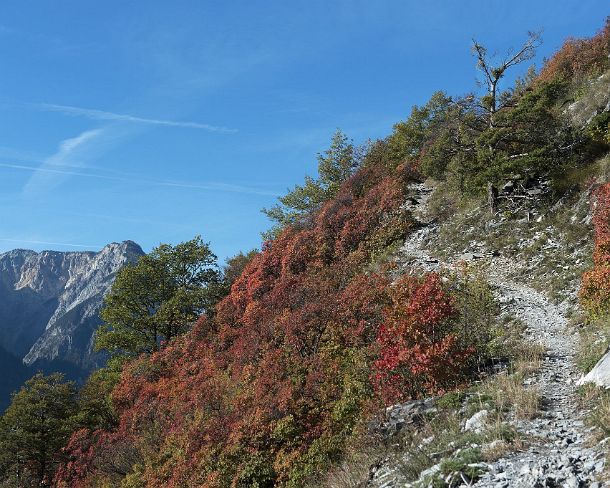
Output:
top-left (460, 252), bottom-right (484, 261)
top-left (577, 349), bottom-right (610, 388)
top-left (501, 181), bottom-right (515, 193)
top-left (375, 397), bottom-right (436, 437)
top-left (563, 475), bottom-right (579, 488)
top-left (527, 188), bottom-right (543, 196)
top-left (417, 462), bottom-right (441, 482)
top-left (464, 409), bottom-right (490, 433)
top-left (0, 242), bottom-right (144, 371)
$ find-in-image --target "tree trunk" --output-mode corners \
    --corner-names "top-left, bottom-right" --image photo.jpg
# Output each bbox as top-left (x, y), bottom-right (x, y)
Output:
top-left (487, 182), bottom-right (498, 215)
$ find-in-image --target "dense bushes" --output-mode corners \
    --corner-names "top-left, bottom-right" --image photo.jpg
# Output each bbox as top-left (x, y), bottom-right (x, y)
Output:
top-left (54, 137), bottom-right (504, 487)
top-left (56, 149), bottom-right (417, 487)
top-left (537, 17), bottom-right (610, 84)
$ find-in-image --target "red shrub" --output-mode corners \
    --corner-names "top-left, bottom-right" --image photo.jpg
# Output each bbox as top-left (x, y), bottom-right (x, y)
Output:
top-left (373, 273), bottom-right (473, 404)
top-left (581, 183), bottom-right (610, 316)
top-left (537, 17), bottom-right (610, 84)
top-left (56, 153), bottom-right (473, 485)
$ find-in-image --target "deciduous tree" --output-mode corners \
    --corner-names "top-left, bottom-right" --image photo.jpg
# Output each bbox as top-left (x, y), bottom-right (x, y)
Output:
top-left (96, 236), bottom-right (221, 356)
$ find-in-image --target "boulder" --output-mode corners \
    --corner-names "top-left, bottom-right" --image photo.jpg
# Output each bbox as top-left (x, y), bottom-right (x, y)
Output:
top-left (577, 350), bottom-right (610, 388)
top-left (373, 397), bottom-right (437, 437)
top-left (464, 409), bottom-right (490, 433)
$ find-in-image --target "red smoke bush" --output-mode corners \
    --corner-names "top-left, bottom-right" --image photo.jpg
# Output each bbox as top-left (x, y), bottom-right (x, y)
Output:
top-left (581, 183), bottom-right (610, 315)
top-left (372, 273), bottom-right (473, 405)
top-left (537, 17), bottom-right (610, 84)
top-left (56, 156), bottom-right (423, 487)
top-left (55, 138), bottom-right (479, 485)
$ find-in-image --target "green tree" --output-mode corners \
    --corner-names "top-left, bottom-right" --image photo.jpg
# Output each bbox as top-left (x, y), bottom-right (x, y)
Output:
top-left (0, 373), bottom-right (77, 487)
top-left (262, 129), bottom-right (356, 237)
top-left (73, 357), bottom-right (124, 431)
top-left (387, 91), bottom-right (454, 166)
top-left (95, 236), bottom-right (221, 357)
top-left (222, 249), bottom-right (259, 289)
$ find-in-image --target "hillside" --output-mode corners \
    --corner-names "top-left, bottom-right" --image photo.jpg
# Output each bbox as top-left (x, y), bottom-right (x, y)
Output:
top-left (2, 16), bottom-right (607, 488)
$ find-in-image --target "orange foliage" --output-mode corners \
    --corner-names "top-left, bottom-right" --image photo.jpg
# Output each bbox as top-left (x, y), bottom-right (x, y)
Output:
top-left (56, 156), bottom-right (421, 487)
top-left (537, 17), bottom-right (610, 84)
top-left (581, 183), bottom-right (610, 315)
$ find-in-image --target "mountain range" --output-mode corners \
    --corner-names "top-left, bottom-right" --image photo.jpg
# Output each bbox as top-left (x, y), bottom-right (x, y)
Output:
top-left (0, 240), bottom-right (144, 409)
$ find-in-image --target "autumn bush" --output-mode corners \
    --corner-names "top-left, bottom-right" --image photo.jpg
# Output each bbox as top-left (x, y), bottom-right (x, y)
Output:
top-left (537, 17), bottom-right (610, 84)
top-left (581, 184), bottom-right (610, 317)
top-left (55, 147), bottom-right (416, 487)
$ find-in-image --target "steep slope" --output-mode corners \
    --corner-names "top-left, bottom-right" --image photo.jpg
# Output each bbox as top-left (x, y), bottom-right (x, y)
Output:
top-left (378, 182), bottom-right (607, 487)
top-left (0, 241), bottom-right (144, 376)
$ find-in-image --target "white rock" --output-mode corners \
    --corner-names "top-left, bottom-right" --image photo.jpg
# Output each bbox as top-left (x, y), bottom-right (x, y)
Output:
top-left (417, 463), bottom-right (441, 481)
top-left (577, 349), bottom-right (610, 388)
top-left (464, 409), bottom-right (490, 433)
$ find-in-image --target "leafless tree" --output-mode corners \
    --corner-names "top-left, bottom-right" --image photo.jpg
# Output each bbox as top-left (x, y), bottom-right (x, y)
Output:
top-left (472, 31), bottom-right (542, 127)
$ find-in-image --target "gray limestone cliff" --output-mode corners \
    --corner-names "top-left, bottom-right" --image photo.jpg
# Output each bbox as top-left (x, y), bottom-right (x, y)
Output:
top-left (0, 241), bottom-right (144, 375)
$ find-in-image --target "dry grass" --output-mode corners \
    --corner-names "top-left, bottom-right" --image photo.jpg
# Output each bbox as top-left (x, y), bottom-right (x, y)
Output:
top-left (512, 341), bottom-right (546, 377)
top-left (482, 372), bottom-right (541, 420)
top-left (577, 316), bottom-right (610, 374)
top-left (314, 446), bottom-right (376, 488)
top-left (479, 341), bottom-right (545, 421)
top-left (579, 384), bottom-right (610, 440)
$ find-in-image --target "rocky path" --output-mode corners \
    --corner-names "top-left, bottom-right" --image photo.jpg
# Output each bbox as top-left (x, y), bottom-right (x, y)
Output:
top-left (394, 183), bottom-right (608, 487)
top-left (474, 276), bottom-right (606, 487)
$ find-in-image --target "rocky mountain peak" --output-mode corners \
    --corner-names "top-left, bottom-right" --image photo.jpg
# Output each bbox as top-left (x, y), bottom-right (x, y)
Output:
top-left (0, 241), bottom-right (144, 376)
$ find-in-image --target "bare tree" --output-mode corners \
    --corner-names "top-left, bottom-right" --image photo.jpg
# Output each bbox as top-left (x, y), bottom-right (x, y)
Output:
top-left (472, 31), bottom-right (542, 127)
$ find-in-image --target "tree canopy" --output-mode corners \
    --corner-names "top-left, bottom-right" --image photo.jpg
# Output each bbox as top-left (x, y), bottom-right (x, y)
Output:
top-left (96, 236), bottom-right (221, 357)
top-left (0, 373), bottom-right (77, 487)
top-left (262, 129), bottom-right (357, 237)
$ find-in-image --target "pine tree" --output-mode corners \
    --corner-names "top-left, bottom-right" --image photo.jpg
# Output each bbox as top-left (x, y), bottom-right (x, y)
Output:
top-left (0, 373), bottom-right (77, 487)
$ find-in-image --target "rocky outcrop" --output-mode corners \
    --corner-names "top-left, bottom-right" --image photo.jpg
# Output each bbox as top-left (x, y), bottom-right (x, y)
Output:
top-left (578, 349), bottom-right (610, 388)
top-left (0, 241), bottom-right (144, 375)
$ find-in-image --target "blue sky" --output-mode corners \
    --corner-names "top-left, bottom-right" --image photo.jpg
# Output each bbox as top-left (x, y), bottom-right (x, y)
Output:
top-left (0, 1), bottom-right (607, 261)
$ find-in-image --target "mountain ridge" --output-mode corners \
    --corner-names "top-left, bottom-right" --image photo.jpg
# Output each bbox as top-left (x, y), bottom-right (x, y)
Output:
top-left (0, 240), bottom-right (144, 393)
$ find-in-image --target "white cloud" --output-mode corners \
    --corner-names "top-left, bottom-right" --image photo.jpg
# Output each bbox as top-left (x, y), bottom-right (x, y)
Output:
top-left (0, 237), bottom-right (101, 250)
top-left (1, 161), bottom-right (281, 198)
top-left (22, 128), bottom-right (111, 196)
top-left (37, 103), bottom-right (237, 133)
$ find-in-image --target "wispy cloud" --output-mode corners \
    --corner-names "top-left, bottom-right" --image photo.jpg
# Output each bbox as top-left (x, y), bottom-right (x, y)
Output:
top-left (0, 238), bottom-right (101, 250)
top-left (0, 161), bottom-right (281, 197)
top-left (22, 128), bottom-right (112, 196)
top-left (36, 103), bottom-right (237, 133)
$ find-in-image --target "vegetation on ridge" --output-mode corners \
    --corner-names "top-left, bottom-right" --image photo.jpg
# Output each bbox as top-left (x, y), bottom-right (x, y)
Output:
top-left (0, 16), bottom-right (608, 488)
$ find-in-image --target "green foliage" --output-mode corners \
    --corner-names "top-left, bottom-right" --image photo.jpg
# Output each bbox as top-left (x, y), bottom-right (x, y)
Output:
top-left (388, 92), bottom-right (452, 160)
top-left (96, 236), bottom-right (221, 357)
top-left (262, 129), bottom-right (357, 237)
top-left (438, 448), bottom-right (484, 484)
top-left (450, 267), bottom-right (501, 366)
top-left (0, 373), bottom-right (77, 486)
top-left (436, 391), bottom-right (466, 410)
top-left (588, 111), bottom-right (610, 145)
top-left (73, 357), bottom-right (125, 431)
top-left (222, 249), bottom-right (259, 290)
